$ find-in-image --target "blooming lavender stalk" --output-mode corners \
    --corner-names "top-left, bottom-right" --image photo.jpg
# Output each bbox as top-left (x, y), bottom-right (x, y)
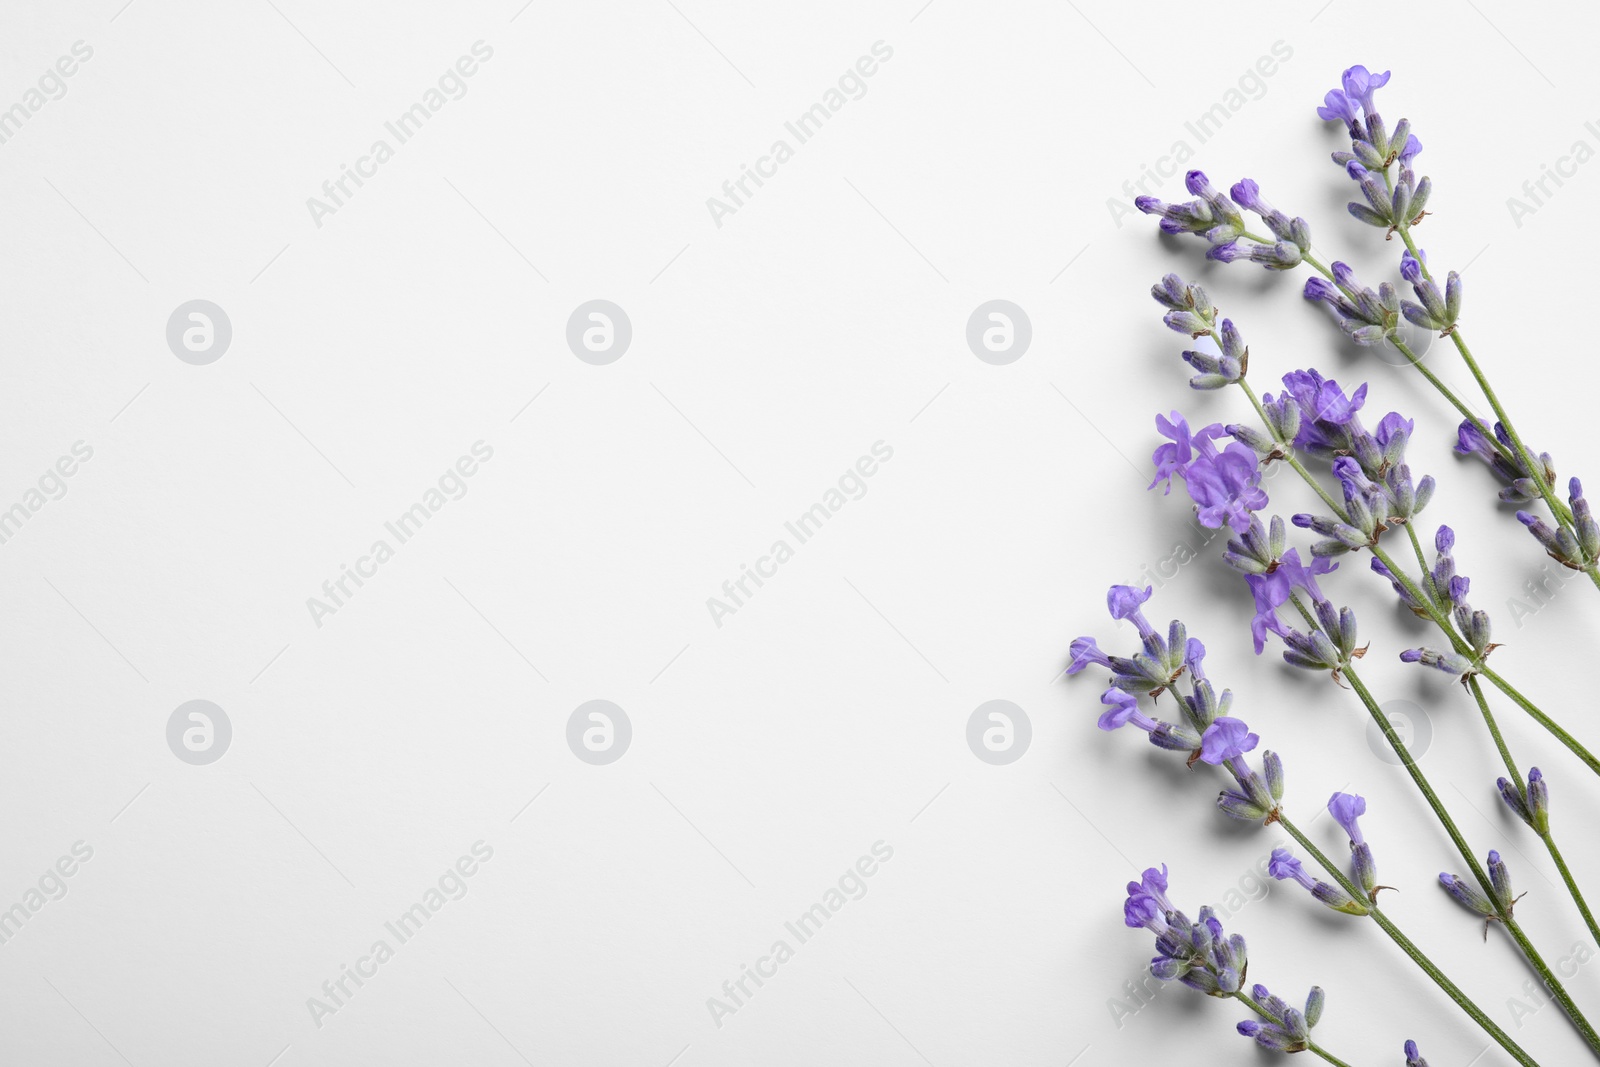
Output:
top-left (1073, 587), bottom-right (1541, 1064)
top-left (1144, 279), bottom-right (1600, 781)
top-left (1138, 69), bottom-right (1600, 593)
top-left (1318, 65), bottom-right (1597, 589)
top-left (1123, 867), bottom-right (1356, 1064)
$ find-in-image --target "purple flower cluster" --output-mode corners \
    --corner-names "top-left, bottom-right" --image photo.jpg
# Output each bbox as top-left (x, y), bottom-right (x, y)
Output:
top-left (1318, 66), bottom-right (1431, 236)
top-left (1072, 586), bottom-right (1284, 823)
top-left (1330, 791), bottom-right (1380, 895)
top-left (1497, 766), bottom-right (1550, 834)
top-left (1150, 412), bottom-right (1267, 534)
top-left (1455, 419), bottom-right (1556, 505)
top-left (1237, 985), bottom-right (1325, 1053)
top-left (1439, 851), bottom-right (1520, 936)
top-left (1372, 524), bottom-right (1462, 617)
top-left (1263, 793), bottom-right (1380, 915)
top-left (1519, 478), bottom-right (1600, 572)
top-left (1398, 248), bottom-right (1461, 334)
top-left (1404, 1039), bottom-right (1430, 1067)
top-left (1135, 170), bottom-right (1245, 253)
top-left (1125, 865), bottom-right (1252, 995)
top-left (1303, 262), bottom-right (1399, 345)
top-left (1266, 848), bottom-right (1365, 915)
top-left (1136, 171), bottom-right (1311, 270)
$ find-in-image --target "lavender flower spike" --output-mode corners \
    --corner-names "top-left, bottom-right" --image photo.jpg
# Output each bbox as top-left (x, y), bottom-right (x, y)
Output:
top-left (1404, 1039), bottom-right (1430, 1067)
top-left (1329, 792), bottom-right (1380, 895)
top-left (1267, 847), bottom-right (1367, 915)
top-left (1135, 169), bottom-right (1245, 250)
top-left (1236, 984), bottom-right (1323, 1053)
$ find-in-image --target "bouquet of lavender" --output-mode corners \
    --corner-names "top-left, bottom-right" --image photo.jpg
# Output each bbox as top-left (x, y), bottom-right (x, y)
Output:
top-left (1072, 65), bottom-right (1600, 1065)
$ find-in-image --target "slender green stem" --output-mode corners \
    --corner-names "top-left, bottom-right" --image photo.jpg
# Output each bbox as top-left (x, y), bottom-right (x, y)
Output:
top-left (1403, 511), bottom-right (1432, 576)
top-left (1276, 814), bottom-right (1540, 1067)
top-left (1226, 989), bottom-right (1357, 1067)
top-left (1480, 664), bottom-right (1600, 778)
top-left (1548, 834), bottom-right (1600, 954)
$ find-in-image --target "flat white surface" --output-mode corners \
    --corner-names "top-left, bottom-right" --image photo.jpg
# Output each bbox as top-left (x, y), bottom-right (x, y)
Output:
top-left (3, 1), bottom-right (1600, 1064)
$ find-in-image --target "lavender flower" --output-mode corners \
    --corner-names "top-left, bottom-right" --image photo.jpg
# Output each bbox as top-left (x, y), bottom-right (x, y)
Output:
top-left (1455, 419), bottom-right (1557, 505)
top-left (1135, 170), bottom-right (1246, 250)
top-left (1496, 766), bottom-right (1550, 834)
top-left (1070, 586), bottom-right (1191, 699)
top-left (1441, 852), bottom-right (1521, 936)
top-left (1268, 847), bottom-right (1367, 915)
top-left (1398, 646), bottom-right (1476, 679)
top-left (1182, 318), bottom-right (1248, 390)
top-left (1318, 67), bottom-right (1432, 236)
top-left (1518, 478), bottom-right (1598, 571)
top-left (1243, 548), bottom-right (1337, 654)
top-left (1399, 250), bottom-right (1462, 334)
top-left (1222, 515), bottom-right (1287, 576)
top-left (1237, 984), bottom-right (1324, 1053)
top-left (1404, 1039), bottom-right (1430, 1067)
top-left (1329, 792), bottom-right (1379, 894)
top-left (1126, 875), bottom-right (1249, 995)
top-left (1200, 717), bottom-right (1281, 822)
top-left (1098, 687), bottom-right (1201, 751)
top-left (1302, 262), bottom-right (1400, 346)
top-left (1279, 368), bottom-right (1370, 456)
top-left (1150, 412), bottom-right (1268, 534)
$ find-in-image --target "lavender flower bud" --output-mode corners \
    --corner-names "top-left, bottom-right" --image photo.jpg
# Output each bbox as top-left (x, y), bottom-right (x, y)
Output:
top-left (1263, 750), bottom-right (1284, 803)
top-left (1572, 478), bottom-right (1600, 561)
top-left (1399, 647), bottom-right (1476, 677)
top-left (1267, 848), bottom-right (1367, 914)
top-left (1439, 872), bottom-right (1495, 918)
top-left (1496, 774), bottom-right (1535, 830)
top-left (1517, 510), bottom-right (1585, 570)
top-left (1528, 767), bottom-right (1551, 833)
top-left (1404, 1039), bottom-right (1430, 1067)
top-left (1488, 850), bottom-right (1516, 909)
top-left (1351, 843), bottom-right (1378, 894)
top-left (1227, 423), bottom-right (1277, 455)
top-left (1304, 986), bottom-right (1325, 1028)
top-left (1223, 515), bottom-right (1284, 574)
top-left (1151, 273), bottom-right (1192, 311)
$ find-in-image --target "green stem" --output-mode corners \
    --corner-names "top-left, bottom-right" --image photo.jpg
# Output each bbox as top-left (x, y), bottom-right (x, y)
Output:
top-left (1225, 989), bottom-right (1357, 1067)
top-left (1480, 664), bottom-right (1600, 778)
top-left (1275, 814), bottom-right (1540, 1067)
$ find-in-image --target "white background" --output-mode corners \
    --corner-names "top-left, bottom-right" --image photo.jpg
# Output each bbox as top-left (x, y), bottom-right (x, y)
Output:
top-left (4, 1), bottom-right (1600, 1064)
